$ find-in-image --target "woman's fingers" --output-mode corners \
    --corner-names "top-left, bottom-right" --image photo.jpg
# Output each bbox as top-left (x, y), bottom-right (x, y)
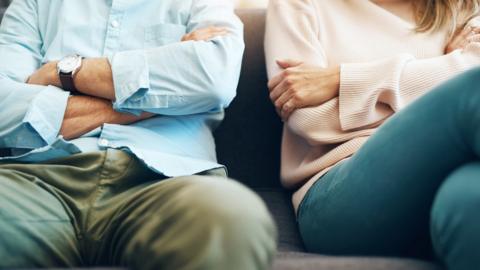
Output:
top-left (275, 89), bottom-right (293, 114)
top-left (446, 26), bottom-right (480, 53)
top-left (276, 59), bottom-right (303, 69)
top-left (268, 73), bottom-right (297, 120)
top-left (268, 73), bottom-right (284, 90)
top-left (270, 78), bottom-right (290, 101)
top-left (468, 26), bottom-right (480, 35)
top-left (457, 25), bottom-right (479, 40)
top-left (281, 99), bottom-right (296, 120)
top-left (468, 34), bottom-right (480, 42)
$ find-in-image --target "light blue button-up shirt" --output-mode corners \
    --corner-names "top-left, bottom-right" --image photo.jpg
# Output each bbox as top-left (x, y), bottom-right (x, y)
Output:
top-left (0, 0), bottom-right (244, 176)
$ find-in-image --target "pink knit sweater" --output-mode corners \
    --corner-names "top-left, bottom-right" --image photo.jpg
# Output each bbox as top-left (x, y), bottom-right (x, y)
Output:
top-left (264, 0), bottom-right (480, 211)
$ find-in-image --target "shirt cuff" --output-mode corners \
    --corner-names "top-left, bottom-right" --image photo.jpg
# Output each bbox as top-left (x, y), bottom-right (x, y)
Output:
top-left (22, 85), bottom-right (70, 146)
top-left (109, 50), bottom-right (150, 114)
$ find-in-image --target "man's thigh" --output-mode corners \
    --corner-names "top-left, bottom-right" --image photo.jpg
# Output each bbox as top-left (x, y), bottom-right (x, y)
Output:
top-left (0, 168), bottom-right (82, 268)
top-left (96, 174), bottom-right (276, 270)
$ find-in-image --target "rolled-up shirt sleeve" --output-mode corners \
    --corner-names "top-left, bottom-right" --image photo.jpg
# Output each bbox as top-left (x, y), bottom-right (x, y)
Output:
top-left (0, 0), bottom-right (69, 149)
top-left (109, 0), bottom-right (244, 116)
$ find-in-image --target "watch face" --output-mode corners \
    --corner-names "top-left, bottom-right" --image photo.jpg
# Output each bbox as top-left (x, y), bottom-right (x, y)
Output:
top-left (58, 55), bottom-right (81, 73)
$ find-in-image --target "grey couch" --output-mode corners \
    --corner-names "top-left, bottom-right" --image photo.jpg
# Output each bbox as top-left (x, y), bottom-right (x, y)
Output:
top-left (0, 4), bottom-right (443, 270)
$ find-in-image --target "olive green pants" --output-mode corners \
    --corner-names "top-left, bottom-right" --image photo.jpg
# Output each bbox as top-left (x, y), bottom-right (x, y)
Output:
top-left (0, 149), bottom-right (277, 269)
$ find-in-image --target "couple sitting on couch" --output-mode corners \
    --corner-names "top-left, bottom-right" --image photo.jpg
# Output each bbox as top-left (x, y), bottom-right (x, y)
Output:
top-left (0, 0), bottom-right (479, 269)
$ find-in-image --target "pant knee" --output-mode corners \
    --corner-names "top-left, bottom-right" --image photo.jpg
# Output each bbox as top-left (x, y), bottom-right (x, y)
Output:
top-left (432, 162), bottom-right (480, 225)
top-left (182, 177), bottom-right (278, 266)
top-left (124, 176), bottom-right (277, 270)
top-left (461, 67), bottom-right (480, 85)
top-left (184, 176), bottom-right (274, 225)
top-left (431, 162), bottom-right (480, 270)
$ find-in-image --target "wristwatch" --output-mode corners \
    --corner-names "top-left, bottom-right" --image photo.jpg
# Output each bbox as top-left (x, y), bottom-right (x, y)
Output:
top-left (57, 54), bottom-right (83, 94)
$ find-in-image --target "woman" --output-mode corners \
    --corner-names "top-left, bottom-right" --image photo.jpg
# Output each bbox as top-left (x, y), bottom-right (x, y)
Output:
top-left (265, 0), bottom-right (480, 269)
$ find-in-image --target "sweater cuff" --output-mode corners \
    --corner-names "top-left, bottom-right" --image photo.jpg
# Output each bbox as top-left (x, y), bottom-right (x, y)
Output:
top-left (339, 54), bottom-right (413, 131)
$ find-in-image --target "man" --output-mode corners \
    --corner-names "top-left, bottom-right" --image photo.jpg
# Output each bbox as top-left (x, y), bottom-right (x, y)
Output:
top-left (0, 0), bottom-right (277, 269)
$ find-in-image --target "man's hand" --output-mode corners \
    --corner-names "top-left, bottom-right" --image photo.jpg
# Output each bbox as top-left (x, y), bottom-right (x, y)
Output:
top-left (60, 95), bottom-right (154, 140)
top-left (268, 59), bottom-right (340, 121)
top-left (445, 25), bottom-right (480, 54)
top-left (182, 26), bottom-right (228, 42)
top-left (27, 61), bottom-right (61, 87)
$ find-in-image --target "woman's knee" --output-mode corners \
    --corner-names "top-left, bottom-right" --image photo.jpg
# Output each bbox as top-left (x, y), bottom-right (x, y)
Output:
top-left (431, 162), bottom-right (480, 224)
top-left (439, 67), bottom-right (480, 102)
top-left (431, 162), bottom-right (480, 270)
top-left (459, 67), bottom-right (480, 85)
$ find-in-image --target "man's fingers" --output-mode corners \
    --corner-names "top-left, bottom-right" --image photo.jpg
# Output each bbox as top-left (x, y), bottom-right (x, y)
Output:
top-left (276, 59), bottom-right (303, 69)
top-left (182, 30), bottom-right (228, 41)
top-left (198, 30), bottom-right (228, 40)
top-left (193, 26), bottom-right (228, 34)
top-left (204, 26), bottom-right (228, 32)
top-left (209, 29), bottom-right (229, 37)
top-left (182, 26), bottom-right (229, 41)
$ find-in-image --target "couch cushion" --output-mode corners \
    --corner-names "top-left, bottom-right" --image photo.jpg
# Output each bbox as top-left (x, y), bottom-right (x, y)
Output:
top-left (274, 252), bottom-right (443, 270)
top-left (214, 9), bottom-right (284, 189)
top-left (0, 0), bottom-right (8, 20)
top-left (256, 189), bottom-right (305, 252)
top-left (257, 190), bottom-right (444, 270)
top-left (0, 7), bottom-right (6, 21)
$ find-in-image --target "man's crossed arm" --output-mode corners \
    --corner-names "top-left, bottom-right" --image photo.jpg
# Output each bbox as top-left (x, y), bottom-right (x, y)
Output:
top-left (0, 0), bottom-right (243, 149)
top-left (26, 27), bottom-right (228, 140)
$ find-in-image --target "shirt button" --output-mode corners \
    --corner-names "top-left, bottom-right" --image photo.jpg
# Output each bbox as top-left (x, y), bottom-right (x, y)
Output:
top-left (99, 139), bottom-right (109, 147)
top-left (111, 20), bottom-right (120, 28)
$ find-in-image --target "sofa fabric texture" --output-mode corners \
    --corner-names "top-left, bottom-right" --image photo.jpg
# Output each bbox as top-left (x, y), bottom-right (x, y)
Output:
top-left (0, 5), bottom-right (442, 270)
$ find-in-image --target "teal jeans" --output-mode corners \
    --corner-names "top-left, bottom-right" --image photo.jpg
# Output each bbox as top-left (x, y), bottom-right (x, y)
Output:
top-left (298, 67), bottom-right (480, 270)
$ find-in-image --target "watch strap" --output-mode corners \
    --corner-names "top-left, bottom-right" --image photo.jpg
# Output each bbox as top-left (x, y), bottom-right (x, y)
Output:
top-left (59, 72), bottom-right (78, 94)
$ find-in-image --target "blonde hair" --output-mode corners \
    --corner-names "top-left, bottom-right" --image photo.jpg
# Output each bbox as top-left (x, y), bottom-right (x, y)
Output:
top-left (414, 0), bottom-right (480, 34)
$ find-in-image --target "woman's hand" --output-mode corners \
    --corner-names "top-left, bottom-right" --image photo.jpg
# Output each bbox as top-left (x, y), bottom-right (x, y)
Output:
top-left (268, 59), bottom-right (340, 121)
top-left (445, 25), bottom-right (480, 54)
top-left (181, 26), bottom-right (228, 42)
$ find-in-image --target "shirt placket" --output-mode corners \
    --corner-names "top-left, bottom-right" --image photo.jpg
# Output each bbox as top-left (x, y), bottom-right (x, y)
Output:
top-left (103, 0), bottom-right (126, 57)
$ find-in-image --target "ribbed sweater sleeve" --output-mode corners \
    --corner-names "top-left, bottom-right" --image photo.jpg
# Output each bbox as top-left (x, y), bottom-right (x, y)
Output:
top-left (265, 0), bottom-right (327, 79)
top-left (339, 17), bottom-right (480, 131)
top-left (264, 0), bottom-right (480, 210)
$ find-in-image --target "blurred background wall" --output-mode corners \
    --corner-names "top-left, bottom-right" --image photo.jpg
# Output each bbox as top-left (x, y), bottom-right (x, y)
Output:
top-left (235, 0), bottom-right (268, 8)
top-left (0, 0), bottom-right (268, 9)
